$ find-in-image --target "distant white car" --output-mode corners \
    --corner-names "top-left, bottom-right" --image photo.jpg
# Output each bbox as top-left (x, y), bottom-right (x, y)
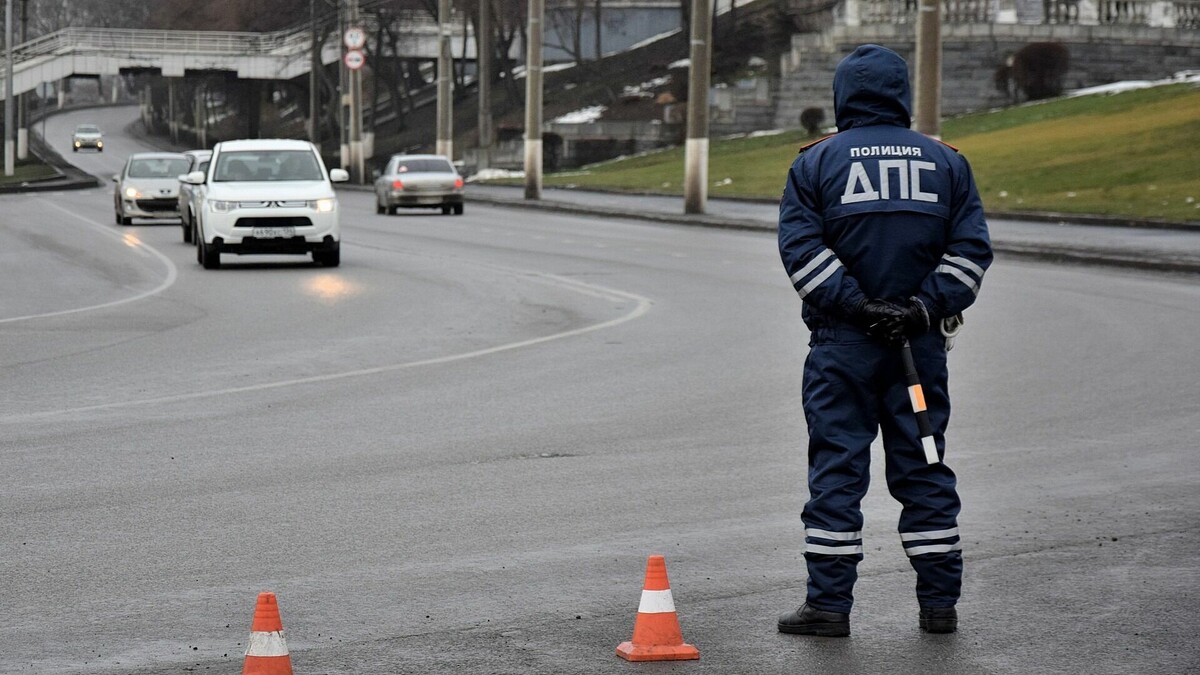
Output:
top-left (113, 152), bottom-right (190, 225)
top-left (373, 154), bottom-right (464, 215)
top-left (177, 149), bottom-right (212, 244)
top-left (181, 139), bottom-right (348, 269)
top-left (72, 124), bottom-right (103, 152)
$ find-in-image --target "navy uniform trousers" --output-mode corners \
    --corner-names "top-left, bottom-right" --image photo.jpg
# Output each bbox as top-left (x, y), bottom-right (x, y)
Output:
top-left (801, 329), bottom-right (962, 613)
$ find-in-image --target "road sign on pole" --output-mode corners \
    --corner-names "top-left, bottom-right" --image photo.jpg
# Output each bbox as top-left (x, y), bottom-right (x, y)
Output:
top-left (343, 26), bottom-right (367, 50)
top-left (343, 49), bottom-right (366, 71)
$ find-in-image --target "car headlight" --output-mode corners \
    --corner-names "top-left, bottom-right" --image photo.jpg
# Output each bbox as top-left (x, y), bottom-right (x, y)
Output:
top-left (124, 186), bottom-right (142, 199)
top-left (210, 200), bottom-right (237, 213)
top-left (74, 140), bottom-right (81, 147)
top-left (312, 198), bottom-right (336, 213)
top-left (96, 141), bottom-right (103, 147)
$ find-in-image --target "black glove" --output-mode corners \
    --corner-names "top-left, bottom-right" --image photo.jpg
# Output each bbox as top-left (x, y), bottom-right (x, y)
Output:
top-left (849, 299), bottom-right (905, 343)
top-left (897, 297), bottom-right (930, 337)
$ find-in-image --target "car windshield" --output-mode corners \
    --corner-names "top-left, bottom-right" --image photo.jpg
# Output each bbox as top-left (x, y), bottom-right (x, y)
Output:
top-left (213, 150), bottom-right (324, 182)
top-left (392, 158), bottom-right (454, 174)
top-left (127, 157), bottom-right (190, 178)
top-left (75, 126), bottom-right (100, 134)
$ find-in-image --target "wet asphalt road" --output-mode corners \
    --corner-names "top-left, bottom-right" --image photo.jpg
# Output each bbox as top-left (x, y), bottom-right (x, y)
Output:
top-left (1, 106), bottom-right (1197, 674)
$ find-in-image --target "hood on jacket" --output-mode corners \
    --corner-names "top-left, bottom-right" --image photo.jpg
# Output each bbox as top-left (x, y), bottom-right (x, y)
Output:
top-left (833, 44), bottom-right (912, 131)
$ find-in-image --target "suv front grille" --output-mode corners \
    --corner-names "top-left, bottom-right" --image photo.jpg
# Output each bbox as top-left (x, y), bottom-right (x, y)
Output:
top-left (233, 216), bottom-right (313, 228)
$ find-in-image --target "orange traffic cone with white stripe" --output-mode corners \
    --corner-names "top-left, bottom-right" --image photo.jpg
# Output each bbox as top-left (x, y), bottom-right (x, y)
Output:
top-left (616, 555), bottom-right (700, 662)
top-left (243, 592), bottom-right (293, 675)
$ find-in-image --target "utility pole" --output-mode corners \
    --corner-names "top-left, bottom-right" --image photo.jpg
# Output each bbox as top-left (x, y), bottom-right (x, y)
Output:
top-left (476, 0), bottom-right (492, 170)
top-left (913, 0), bottom-right (942, 136)
top-left (309, 0), bottom-right (319, 144)
top-left (16, 0), bottom-right (25, 160)
top-left (348, 0), bottom-right (365, 183)
top-left (337, 2), bottom-right (347, 171)
top-left (523, 0), bottom-right (543, 199)
top-left (683, 0), bottom-right (712, 214)
top-left (5, 0), bottom-right (14, 177)
top-left (436, 0), bottom-right (453, 158)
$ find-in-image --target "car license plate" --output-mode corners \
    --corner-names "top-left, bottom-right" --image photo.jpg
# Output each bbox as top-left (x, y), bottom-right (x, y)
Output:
top-left (252, 226), bottom-right (294, 239)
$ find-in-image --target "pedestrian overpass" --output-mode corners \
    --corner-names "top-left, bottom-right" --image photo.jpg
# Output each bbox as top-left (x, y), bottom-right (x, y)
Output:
top-left (0, 13), bottom-right (475, 100)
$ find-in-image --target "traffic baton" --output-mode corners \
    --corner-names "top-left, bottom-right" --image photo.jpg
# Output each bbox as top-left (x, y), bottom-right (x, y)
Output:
top-left (900, 338), bottom-right (940, 464)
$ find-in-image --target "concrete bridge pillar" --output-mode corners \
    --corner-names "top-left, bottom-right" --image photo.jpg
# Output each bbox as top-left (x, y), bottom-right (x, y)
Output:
top-left (57, 79), bottom-right (65, 109)
top-left (242, 79), bottom-right (262, 139)
top-left (167, 79), bottom-right (178, 143)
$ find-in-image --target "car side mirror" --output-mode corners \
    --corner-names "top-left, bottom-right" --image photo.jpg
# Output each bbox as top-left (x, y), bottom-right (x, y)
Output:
top-left (330, 168), bottom-right (350, 183)
top-left (182, 171), bottom-right (206, 185)
top-left (371, 168), bottom-right (381, 179)
top-left (111, 174), bottom-right (119, 183)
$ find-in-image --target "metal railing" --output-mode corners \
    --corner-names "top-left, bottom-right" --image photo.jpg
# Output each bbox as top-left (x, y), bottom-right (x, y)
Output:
top-left (7, 10), bottom-right (452, 66)
top-left (854, 0), bottom-right (1200, 24)
top-left (855, 0), bottom-right (996, 23)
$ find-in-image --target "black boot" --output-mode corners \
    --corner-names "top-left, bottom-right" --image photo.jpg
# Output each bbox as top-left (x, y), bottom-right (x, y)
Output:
top-left (919, 606), bottom-right (957, 633)
top-left (777, 603), bottom-right (850, 637)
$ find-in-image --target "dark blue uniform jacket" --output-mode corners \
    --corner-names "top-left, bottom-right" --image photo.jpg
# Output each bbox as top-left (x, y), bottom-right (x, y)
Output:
top-left (779, 45), bottom-right (993, 342)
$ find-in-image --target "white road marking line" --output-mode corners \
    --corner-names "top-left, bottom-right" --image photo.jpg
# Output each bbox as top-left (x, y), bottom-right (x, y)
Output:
top-left (3, 255), bottom-right (653, 421)
top-left (0, 200), bottom-right (178, 324)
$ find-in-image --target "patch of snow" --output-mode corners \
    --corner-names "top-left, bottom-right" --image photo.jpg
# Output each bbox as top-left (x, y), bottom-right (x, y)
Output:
top-left (748, 129), bottom-right (787, 138)
top-left (622, 75), bottom-right (672, 98)
top-left (1067, 70), bottom-right (1200, 97)
top-left (470, 168), bottom-right (524, 182)
top-left (552, 105), bottom-right (607, 124)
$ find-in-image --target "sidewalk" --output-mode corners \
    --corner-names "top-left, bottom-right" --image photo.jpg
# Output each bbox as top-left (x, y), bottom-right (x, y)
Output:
top-left (463, 184), bottom-right (1200, 275)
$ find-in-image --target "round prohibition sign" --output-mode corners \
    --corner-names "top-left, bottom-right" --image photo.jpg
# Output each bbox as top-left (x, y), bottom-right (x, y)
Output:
top-left (343, 26), bottom-right (367, 50)
top-left (343, 49), bottom-right (366, 71)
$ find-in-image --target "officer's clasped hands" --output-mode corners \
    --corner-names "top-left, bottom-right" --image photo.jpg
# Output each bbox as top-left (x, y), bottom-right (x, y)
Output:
top-left (852, 297), bottom-right (930, 345)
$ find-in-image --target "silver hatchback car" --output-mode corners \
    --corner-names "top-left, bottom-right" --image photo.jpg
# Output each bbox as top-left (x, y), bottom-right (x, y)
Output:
top-left (113, 153), bottom-right (191, 225)
top-left (373, 154), bottom-right (464, 215)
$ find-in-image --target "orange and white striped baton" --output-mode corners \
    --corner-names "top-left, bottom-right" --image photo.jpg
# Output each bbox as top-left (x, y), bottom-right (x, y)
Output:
top-left (901, 339), bottom-right (940, 464)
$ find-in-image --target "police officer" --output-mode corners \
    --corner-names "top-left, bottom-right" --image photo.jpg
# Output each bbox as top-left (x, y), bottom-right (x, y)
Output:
top-left (776, 44), bottom-right (992, 636)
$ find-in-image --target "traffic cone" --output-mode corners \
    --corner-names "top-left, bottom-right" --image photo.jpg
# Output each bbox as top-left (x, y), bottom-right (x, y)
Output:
top-left (616, 555), bottom-right (700, 662)
top-left (242, 592), bottom-right (293, 675)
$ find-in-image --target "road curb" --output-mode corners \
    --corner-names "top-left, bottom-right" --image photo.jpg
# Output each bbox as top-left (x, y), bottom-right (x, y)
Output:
top-left (457, 190), bottom-right (1200, 275)
top-left (471, 184), bottom-right (1200, 232)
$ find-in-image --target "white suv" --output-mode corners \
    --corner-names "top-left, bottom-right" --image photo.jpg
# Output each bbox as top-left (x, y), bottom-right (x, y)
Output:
top-left (182, 139), bottom-right (349, 268)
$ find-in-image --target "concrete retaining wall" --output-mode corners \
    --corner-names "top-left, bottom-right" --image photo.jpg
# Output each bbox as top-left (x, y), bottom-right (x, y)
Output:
top-left (771, 23), bottom-right (1200, 129)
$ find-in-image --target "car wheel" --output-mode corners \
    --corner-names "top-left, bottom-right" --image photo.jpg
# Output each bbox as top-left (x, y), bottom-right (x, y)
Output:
top-left (441, 206), bottom-right (452, 215)
top-left (114, 210), bottom-right (121, 224)
top-left (453, 204), bottom-right (464, 215)
top-left (200, 240), bottom-right (220, 269)
top-left (197, 224), bottom-right (220, 269)
top-left (98, 147), bottom-right (103, 153)
top-left (376, 199), bottom-right (385, 215)
top-left (313, 243), bottom-right (340, 268)
top-left (182, 213), bottom-right (193, 243)
top-left (388, 205), bottom-right (398, 215)
top-left (73, 147), bottom-right (78, 152)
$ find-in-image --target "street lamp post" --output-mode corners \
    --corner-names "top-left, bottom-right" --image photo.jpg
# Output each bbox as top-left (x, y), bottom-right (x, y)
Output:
top-left (5, 0), bottom-right (15, 177)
